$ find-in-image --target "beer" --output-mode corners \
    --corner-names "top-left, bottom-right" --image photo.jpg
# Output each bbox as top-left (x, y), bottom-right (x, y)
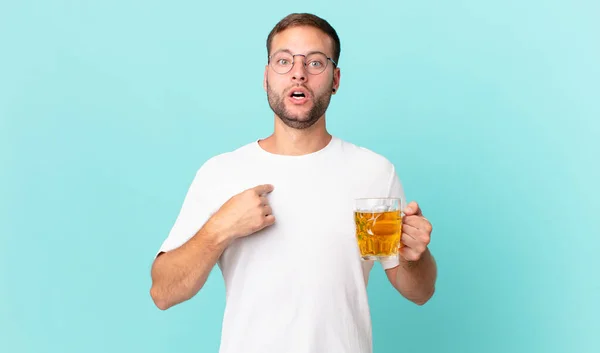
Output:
top-left (354, 209), bottom-right (402, 260)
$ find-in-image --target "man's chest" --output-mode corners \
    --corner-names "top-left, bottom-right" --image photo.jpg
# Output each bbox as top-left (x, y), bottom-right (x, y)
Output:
top-left (216, 167), bottom-right (362, 268)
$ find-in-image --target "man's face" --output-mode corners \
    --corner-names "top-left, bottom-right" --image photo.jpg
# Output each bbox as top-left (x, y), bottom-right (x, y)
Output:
top-left (264, 26), bottom-right (340, 130)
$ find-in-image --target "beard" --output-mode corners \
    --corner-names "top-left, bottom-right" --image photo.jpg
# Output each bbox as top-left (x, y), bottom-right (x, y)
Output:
top-left (266, 82), bottom-right (332, 130)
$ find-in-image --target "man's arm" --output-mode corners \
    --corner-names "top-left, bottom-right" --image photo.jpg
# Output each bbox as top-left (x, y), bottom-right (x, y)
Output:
top-left (150, 224), bottom-right (230, 310)
top-left (150, 184), bottom-right (276, 310)
top-left (385, 248), bottom-right (437, 305)
top-left (384, 201), bottom-right (437, 305)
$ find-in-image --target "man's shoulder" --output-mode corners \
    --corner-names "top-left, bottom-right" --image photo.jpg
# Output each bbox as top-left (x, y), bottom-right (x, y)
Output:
top-left (335, 137), bottom-right (401, 189)
top-left (193, 139), bottom-right (258, 174)
top-left (337, 137), bottom-right (395, 168)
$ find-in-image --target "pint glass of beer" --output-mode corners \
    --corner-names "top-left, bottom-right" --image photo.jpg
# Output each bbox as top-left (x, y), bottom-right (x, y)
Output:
top-left (354, 198), bottom-right (402, 261)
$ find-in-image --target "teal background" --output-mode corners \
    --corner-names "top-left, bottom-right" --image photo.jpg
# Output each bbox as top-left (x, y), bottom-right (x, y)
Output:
top-left (1, 0), bottom-right (598, 352)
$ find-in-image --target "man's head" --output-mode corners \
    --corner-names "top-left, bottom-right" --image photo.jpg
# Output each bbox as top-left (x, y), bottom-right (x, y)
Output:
top-left (264, 13), bottom-right (341, 130)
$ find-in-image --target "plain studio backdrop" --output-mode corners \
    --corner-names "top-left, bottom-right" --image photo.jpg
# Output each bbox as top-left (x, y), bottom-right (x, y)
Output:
top-left (1, 1), bottom-right (598, 353)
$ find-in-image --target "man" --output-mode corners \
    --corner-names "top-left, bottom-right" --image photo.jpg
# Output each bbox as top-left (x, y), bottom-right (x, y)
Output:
top-left (150, 13), bottom-right (437, 353)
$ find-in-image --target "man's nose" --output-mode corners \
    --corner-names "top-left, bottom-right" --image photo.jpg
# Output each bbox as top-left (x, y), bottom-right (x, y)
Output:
top-left (290, 55), bottom-right (307, 82)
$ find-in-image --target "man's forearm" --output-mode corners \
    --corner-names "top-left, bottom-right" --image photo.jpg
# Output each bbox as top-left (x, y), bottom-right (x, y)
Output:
top-left (150, 224), bottom-right (230, 310)
top-left (394, 248), bottom-right (437, 305)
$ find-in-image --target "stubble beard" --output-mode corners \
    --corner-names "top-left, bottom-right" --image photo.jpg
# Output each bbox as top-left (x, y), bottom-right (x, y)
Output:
top-left (266, 82), bottom-right (332, 130)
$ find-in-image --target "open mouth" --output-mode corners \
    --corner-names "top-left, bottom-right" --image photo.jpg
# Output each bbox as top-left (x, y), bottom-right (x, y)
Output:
top-left (290, 91), bottom-right (306, 100)
top-left (288, 87), bottom-right (310, 101)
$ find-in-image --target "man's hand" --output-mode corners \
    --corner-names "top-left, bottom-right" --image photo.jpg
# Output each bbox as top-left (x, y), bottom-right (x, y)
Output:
top-left (399, 201), bottom-right (432, 262)
top-left (206, 184), bottom-right (276, 242)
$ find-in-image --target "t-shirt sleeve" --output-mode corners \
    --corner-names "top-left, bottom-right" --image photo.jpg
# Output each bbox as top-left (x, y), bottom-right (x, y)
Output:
top-left (156, 161), bottom-right (217, 257)
top-left (378, 164), bottom-right (407, 270)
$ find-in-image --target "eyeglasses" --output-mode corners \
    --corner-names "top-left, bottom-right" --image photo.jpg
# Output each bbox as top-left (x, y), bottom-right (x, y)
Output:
top-left (268, 50), bottom-right (337, 75)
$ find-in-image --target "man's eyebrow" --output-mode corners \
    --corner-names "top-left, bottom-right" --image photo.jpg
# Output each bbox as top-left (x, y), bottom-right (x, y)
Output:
top-left (305, 50), bottom-right (328, 56)
top-left (272, 48), bottom-right (292, 55)
top-left (272, 49), bottom-right (329, 56)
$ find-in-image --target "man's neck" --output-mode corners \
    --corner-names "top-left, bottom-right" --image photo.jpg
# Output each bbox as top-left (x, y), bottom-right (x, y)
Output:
top-left (258, 117), bottom-right (332, 156)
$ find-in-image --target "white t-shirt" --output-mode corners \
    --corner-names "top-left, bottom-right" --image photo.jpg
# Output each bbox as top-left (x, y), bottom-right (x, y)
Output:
top-left (157, 136), bottom-right (406, 353)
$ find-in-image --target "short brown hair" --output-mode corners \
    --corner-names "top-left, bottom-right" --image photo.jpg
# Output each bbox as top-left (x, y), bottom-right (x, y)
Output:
top-left (266, 13), bottom-right (341, 66)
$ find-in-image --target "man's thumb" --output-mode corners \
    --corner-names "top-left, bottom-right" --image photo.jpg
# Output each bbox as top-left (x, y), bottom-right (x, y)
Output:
top-left (254, 184), bottom-right (274, 195)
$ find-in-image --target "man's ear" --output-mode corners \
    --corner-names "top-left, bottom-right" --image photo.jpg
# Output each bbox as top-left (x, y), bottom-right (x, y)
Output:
top-left (332, 67), bottom-right (341, 94)
top-left (263, 66), bottom-right (268, 92)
